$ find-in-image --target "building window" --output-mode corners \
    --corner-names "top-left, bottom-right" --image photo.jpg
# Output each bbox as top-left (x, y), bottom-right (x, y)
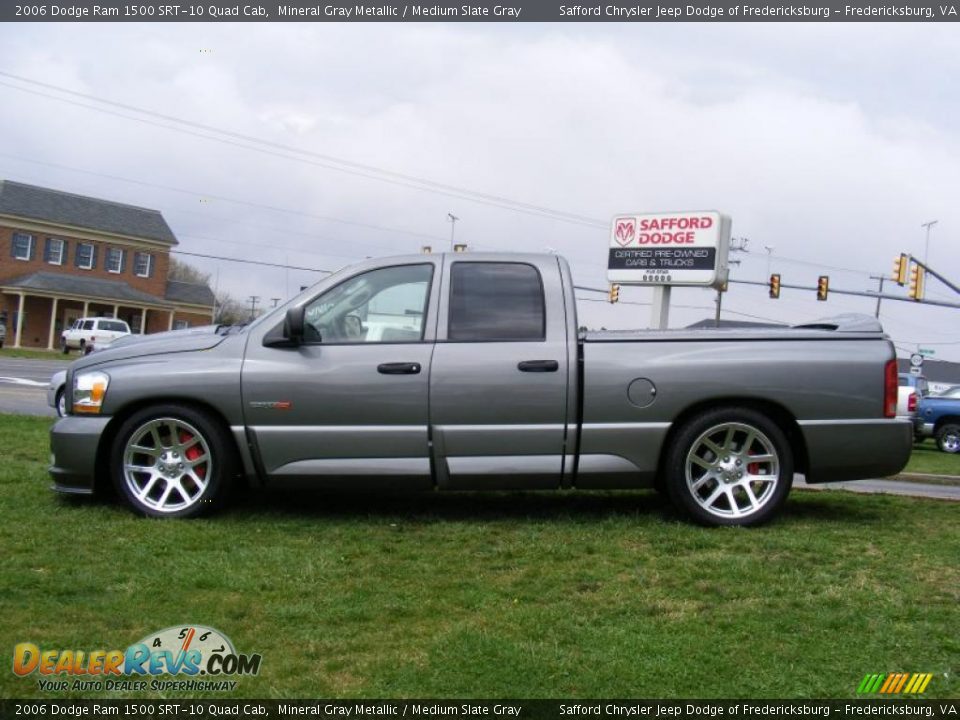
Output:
top-left (76, 242), bottom-right (95, 270)
top-left (134, 252), bottom-right (154, 278)
top-left (173, 319), bottom-right (189, 330)
top-left (45, 238), bottom-right (66, 265)
top-left (11, 232), bottom-right (34, 261)
top-left (106, 248), bottom-right (125, 274)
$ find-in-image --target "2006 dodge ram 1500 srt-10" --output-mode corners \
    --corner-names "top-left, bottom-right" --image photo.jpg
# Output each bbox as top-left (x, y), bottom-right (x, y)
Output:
top-left (50, 252), bottom-right (912, 526)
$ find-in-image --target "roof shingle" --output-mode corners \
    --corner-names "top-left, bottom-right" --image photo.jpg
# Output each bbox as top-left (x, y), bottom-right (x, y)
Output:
top-left (165, 280), bottom-right (215, 307)
top-left (0, 180), bottom-right (178, 245)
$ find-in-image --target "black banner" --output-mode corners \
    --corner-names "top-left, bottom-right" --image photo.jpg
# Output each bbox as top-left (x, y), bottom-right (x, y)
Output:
top-left (608, 247), bottom-right (717, 271)
top-left (1, 1), bottom-right (957, 23)
top-left (1, 700), bottom-right (958, 720)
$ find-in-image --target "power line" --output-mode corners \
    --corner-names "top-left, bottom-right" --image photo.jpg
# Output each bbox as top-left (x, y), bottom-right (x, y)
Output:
top-left (171, 249), bottom-right (333, 274)
top-left (0, 154), bottom-right (445, 241)
top-left (0, 72), bottom-right (607, 228)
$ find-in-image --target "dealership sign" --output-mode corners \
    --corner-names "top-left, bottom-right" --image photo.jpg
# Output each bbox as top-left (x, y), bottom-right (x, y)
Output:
top-left (608, 211), bottom-right (731, 288)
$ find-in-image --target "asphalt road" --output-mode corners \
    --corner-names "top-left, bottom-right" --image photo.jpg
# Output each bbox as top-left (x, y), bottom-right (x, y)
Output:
top-left (0, 357), bottom-right (71, 418)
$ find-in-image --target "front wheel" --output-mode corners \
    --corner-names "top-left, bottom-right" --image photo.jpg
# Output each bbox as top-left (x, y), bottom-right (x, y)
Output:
top-left (936, 424), bottom-right (960, 454)
top-left (665, 407), bottom-right (794, 526)
top-left (111, 404), bottom-right (234, 518)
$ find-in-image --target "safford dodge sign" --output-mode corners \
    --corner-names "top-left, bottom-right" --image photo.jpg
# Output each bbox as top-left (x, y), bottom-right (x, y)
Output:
top-left (608, 211), bottom-right (731, 288)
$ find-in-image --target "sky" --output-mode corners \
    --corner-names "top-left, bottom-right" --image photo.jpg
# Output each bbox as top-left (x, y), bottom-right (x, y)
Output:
top-left (0, 21), bottom-right (958, 360)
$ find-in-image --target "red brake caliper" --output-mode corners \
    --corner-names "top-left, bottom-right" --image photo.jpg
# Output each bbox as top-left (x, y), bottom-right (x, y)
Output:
top-left (179, 430), bottom-right (205, 478)
top-left (747, 462), bottom-right (761, 475)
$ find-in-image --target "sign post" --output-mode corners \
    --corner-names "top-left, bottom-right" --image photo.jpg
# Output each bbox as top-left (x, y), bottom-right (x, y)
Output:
top-left (608, 211), bottom-right (731, 329)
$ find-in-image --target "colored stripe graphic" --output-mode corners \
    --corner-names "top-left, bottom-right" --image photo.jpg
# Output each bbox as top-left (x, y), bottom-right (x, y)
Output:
top-left (893, 673), bottom-right (909, 693)
top-left (859, 672), bottom-right (932, 694)
top-left (904, 674), bottom-right (919, 694)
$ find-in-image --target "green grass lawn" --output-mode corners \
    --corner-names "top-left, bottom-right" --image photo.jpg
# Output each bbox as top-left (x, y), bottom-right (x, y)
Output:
top-left (1, 414), bottom-right (957, 700)
top-left (904, 441), bottom-right (960, 478)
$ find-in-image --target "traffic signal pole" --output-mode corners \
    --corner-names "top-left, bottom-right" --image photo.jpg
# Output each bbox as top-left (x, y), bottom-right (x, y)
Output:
top-left (730, 278), bottom-right (960, 309)
top-left (869, 275), bottom-right (885, 317)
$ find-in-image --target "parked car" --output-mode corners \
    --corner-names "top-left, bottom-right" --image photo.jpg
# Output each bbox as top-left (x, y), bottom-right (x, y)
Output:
top-left (61, 318), bottom-right (131, 354)
top-left (916, 394), bottom-right (960, 453)
top-left (897, 373), bottom-right (927, 439)
top-left (49, 253), bottom-right (912, 526)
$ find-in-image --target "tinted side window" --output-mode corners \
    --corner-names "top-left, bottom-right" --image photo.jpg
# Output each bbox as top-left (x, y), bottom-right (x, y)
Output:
top-left (448, 263), bottom-right (545, 341)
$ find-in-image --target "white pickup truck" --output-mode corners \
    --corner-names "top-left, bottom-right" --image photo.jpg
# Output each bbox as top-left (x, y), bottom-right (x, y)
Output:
top-left (60, 317), bottom-right (131, 354)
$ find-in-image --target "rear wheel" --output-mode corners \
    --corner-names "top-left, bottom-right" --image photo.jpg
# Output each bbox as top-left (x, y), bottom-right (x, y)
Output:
top-left (665, 407), bottom-right (793, 526)
top-left (936, 424), bottom-right (960, 454)
top-left (111, 404), bottom-right (234, 518)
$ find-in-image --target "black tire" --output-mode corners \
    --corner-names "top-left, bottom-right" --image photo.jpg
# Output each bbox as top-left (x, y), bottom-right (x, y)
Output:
top-left (111, 404), bottom-right (235, 518)
top-left (936, 423), bottom-right (960, 454)
top-left (55, 388), bottom-right (66, 418)
top-left (61, 340), bottom-right (69, 354)
top-left (665, 407), bottom-right (794, 527)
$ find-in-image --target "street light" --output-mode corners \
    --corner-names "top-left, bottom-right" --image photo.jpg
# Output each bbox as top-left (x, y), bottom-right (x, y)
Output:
top-left (921, 220), bottom-right (938, 265)
top-left (447, 213), bottom-right (459, 251)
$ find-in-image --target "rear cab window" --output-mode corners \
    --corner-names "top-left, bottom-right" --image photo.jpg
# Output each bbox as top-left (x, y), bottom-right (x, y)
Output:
top-left (448, 262), bottom-right (545, 342)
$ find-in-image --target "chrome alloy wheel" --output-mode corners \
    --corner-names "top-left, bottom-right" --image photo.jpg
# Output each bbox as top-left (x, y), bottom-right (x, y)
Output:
top-left (684, 422), bottom-right (780, 520)
top-left (940, 428), bottom-right (960, 453)
top-left (122, 417), bottom-right (213, 514)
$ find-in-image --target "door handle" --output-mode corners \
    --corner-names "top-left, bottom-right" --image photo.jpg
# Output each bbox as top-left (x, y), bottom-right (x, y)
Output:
top-left (518, 360), bottom-right (559, 373)
top-left (378, 362), bottom-right (421, 375)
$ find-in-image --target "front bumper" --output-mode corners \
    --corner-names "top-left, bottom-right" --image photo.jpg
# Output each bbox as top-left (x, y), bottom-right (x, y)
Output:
top-left (49, 416), bottom-right (112, 494)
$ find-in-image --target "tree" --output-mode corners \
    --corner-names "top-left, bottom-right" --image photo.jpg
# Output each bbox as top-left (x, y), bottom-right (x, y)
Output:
top-left (168, 257), bottom-right (212, 285)
top-left (169, 258), bottom-right (250, 325)
top-left (213, 292), bottom-right (248, 325)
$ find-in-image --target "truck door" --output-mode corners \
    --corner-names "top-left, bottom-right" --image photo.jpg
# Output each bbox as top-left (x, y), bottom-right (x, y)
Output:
top-left (429, 256), bottom-right (571, 489)
top-left (241, 260), bottom-right (439, 489)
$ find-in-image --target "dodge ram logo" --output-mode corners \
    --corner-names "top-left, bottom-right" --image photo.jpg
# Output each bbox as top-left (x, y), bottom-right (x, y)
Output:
top-left (614, 219), bottom-right (635, 246)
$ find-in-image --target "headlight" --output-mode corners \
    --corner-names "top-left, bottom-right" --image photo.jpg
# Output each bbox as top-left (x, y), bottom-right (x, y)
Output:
top-left (73, 371), bottom-right (110, 414)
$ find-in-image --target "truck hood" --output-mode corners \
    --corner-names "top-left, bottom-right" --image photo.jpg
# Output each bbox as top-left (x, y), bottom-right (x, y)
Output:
top-left (70, 325), bottom-right (232, 370)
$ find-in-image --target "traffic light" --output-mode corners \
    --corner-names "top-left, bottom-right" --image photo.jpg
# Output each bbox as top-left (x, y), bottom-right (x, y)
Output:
top-left (908, 264), bottom-right (925, 300)
top-left (421, 246), bottom-right (432, 254)
top-left (768, 273), bottom-right (781, 299)
top-left (892, 253), bottom-right (908, 285)
top-left (816, 275), bottom-right (829, 301)
top-left (608, 283), bottom-right (620, 304)
top-left (453, 243), bottom-right (468, 253)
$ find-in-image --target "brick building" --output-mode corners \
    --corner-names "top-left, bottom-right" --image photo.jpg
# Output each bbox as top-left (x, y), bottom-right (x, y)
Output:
top-left (0, 181), bottom-right (214, 349)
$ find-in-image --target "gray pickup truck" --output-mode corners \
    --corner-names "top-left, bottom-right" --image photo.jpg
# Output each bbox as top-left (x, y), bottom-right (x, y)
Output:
top-left (50, 252), bottom-right (911, 526)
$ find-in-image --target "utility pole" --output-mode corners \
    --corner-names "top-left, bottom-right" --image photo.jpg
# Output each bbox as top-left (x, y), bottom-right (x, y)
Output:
top-left (247, 295), bottom-right (260, 322)
top-left (921, 220), bottom-right (938, 264)
top-left (870, 275), bottom-right (886, 317)
top-left (270, 297), bottom-right (281, 308)
top-left (447, 213), bottom-right (459, 251)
